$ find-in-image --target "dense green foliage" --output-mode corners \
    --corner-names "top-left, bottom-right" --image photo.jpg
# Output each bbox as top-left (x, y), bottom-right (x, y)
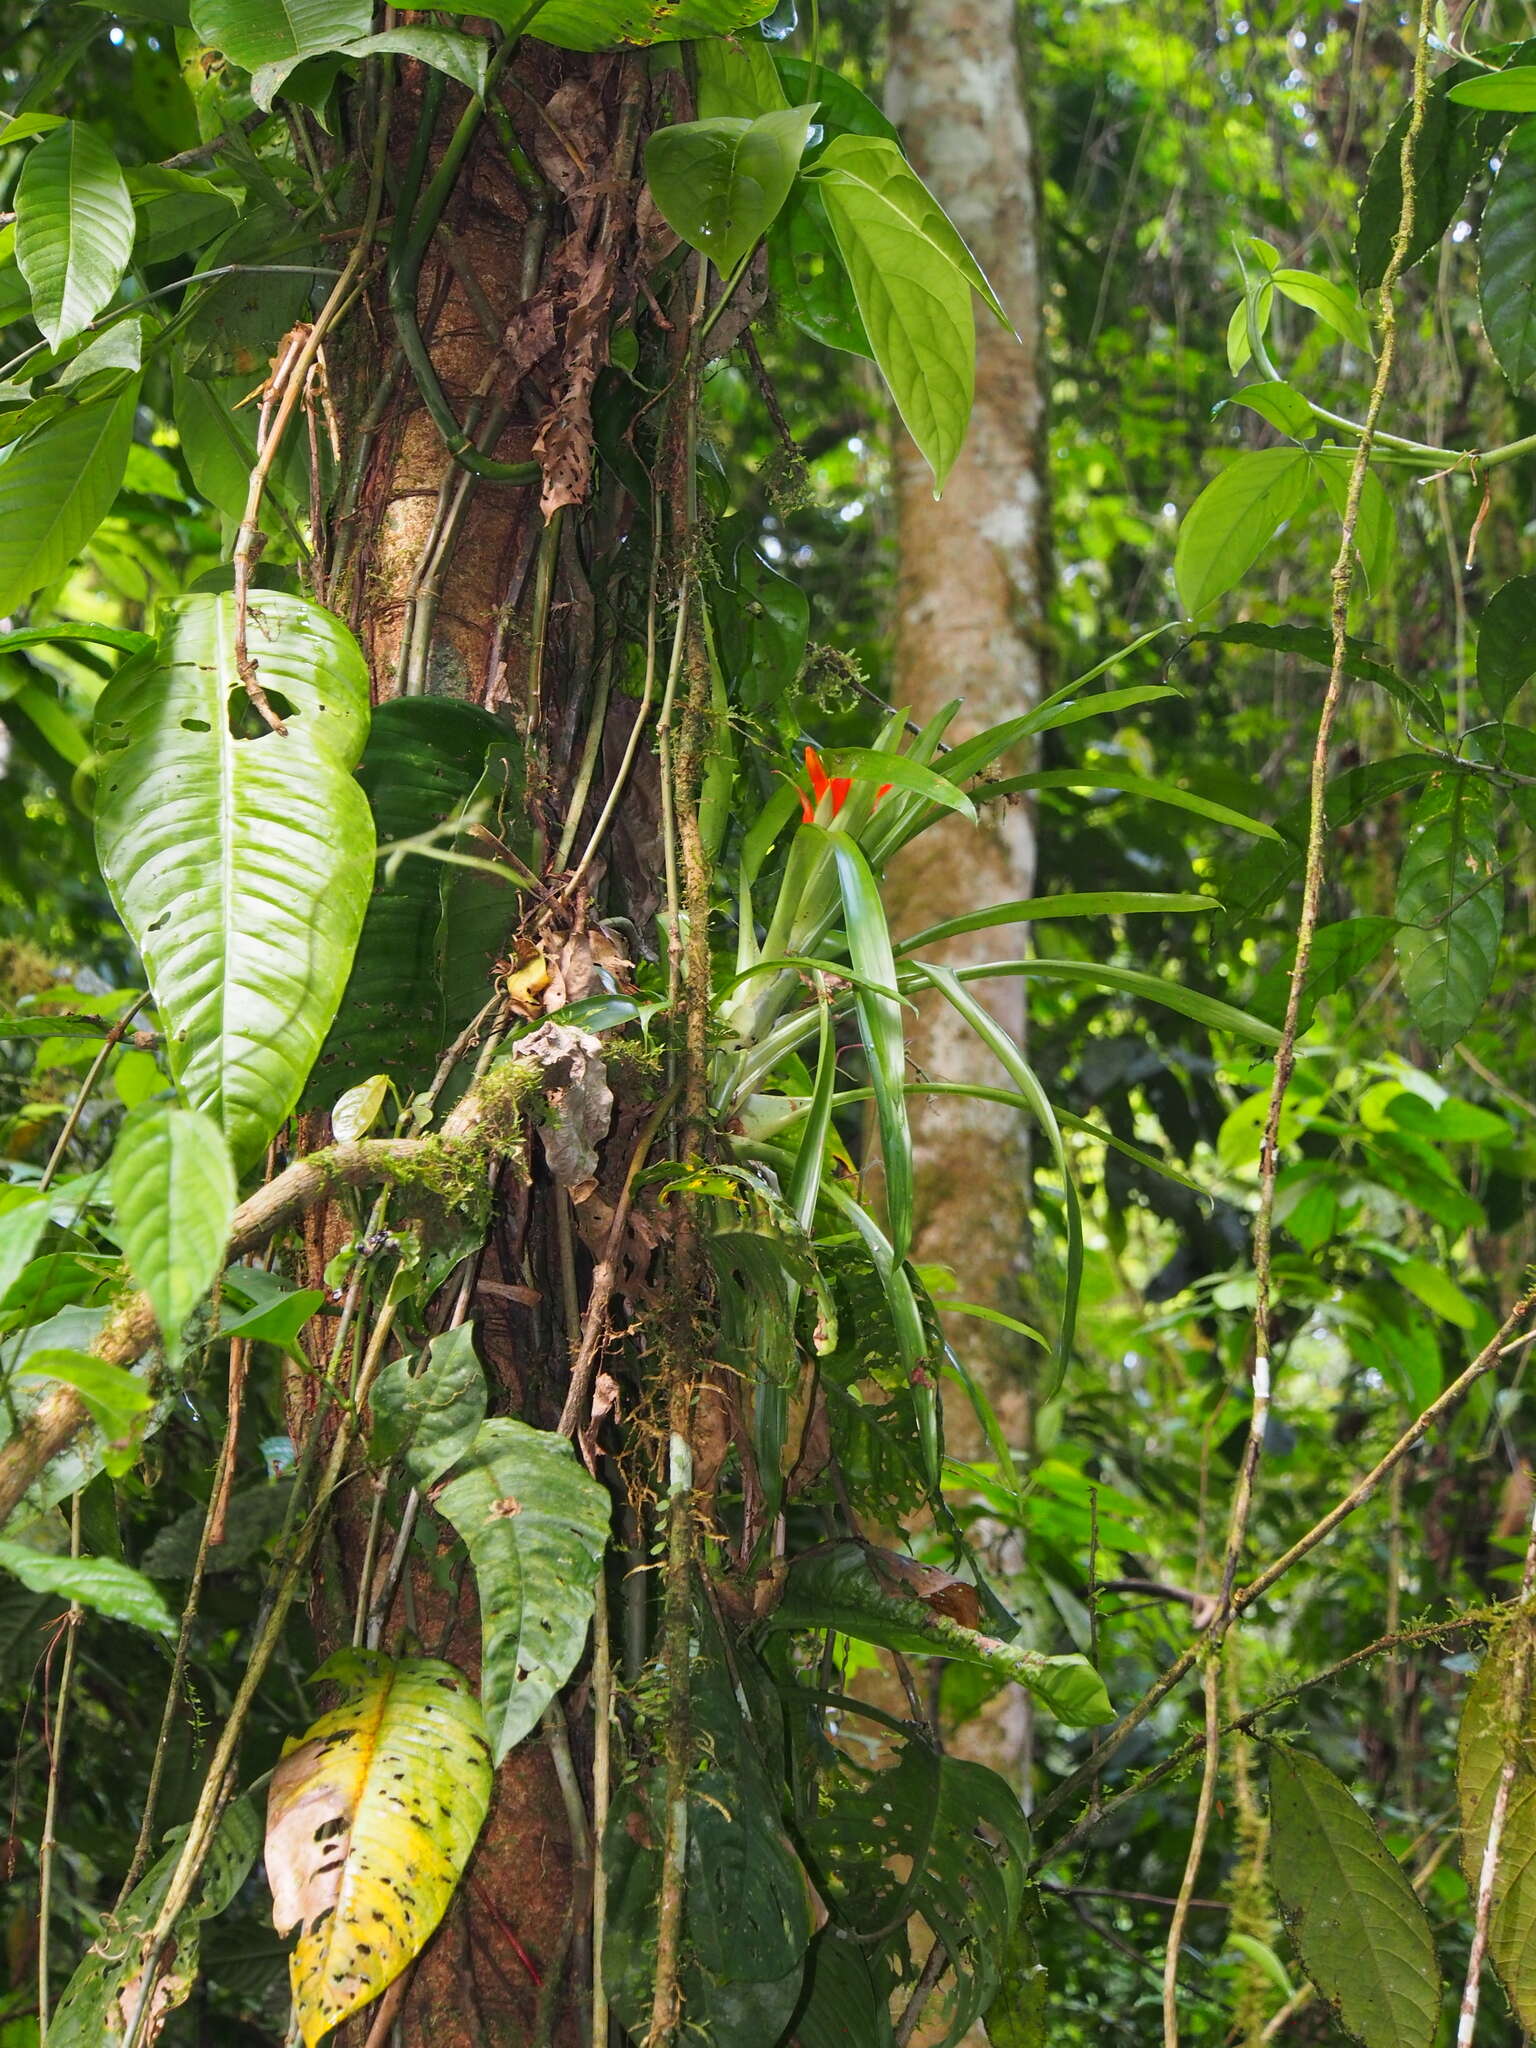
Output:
top-left (5, 1), bottom-right (1536, 2045)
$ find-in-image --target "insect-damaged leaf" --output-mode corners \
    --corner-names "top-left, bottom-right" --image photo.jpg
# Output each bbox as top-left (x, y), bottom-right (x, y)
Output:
top-left (93, 593), bottom-right (375, 1169)
top-left (1393, 771), bottom-right (1503, 1054)
top-left (51, 1798), bottom-right (259, 2046)
top-left (433, 1418), bottom-right (612, 1761)
top-left (1457, 1617), bottom-right (1536, 2032)
top-left (1268, 1746), bottom-right (1439, 2048)
top-left (264, 1650), bottom-right (492, 2048)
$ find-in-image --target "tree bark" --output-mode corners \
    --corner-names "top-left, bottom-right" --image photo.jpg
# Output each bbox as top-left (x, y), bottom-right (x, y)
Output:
top-left (884, 0), bottom-right (1047, 1788)
top-left (290, 45), bottom-right (667, 2046)
top-left (883, 2), bottom-right (1047, 1460)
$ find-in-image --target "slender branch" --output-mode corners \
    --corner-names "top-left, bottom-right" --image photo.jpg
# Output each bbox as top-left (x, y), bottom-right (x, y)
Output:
top-left (36, 1495), bottom-right (81, 2044)
top-left (1033, 1287), bottom-right (1536, 1839)
top-left (1161, 1653), bottom-right (1222, 2048)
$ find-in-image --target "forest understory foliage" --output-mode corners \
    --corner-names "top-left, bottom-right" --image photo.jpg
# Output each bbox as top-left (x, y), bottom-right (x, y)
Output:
top-left (4, 0), bottom-right (1536, 2044)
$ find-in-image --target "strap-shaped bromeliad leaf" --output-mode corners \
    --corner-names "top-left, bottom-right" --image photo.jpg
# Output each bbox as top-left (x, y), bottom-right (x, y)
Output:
top-left (94, 592), bottom-right (374, 1168)
top-left (264, 1650), bottom-right (493, 2048)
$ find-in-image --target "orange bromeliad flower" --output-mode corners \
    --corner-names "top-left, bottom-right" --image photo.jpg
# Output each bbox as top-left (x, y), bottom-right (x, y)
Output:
top-left (798, 746), bottom-right (892, 823)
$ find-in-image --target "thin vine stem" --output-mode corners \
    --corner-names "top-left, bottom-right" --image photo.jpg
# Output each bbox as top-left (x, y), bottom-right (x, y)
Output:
top-left (36, 1493), bottom-right (81, 2044)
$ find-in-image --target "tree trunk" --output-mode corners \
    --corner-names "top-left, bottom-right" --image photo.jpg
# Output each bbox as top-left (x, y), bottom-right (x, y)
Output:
top-left (286, 45), bottom-right (669, 2045)
top-left (884, 0), bottom-right (1048, 1781)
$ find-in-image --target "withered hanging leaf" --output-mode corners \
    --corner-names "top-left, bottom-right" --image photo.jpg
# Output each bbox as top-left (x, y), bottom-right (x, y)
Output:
top-left (264, 1650), bottom-right (492, 2047)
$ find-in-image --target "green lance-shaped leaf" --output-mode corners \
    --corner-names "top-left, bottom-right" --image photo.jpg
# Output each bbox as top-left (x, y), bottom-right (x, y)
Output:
top-left (109, 1104), bottom-right (236, 1360)
top-left (1270, 267), bottom-right (1374, 354)
top-left (1393, 771), bottom-right (1503, 1055)
top-left (817, 827), bottom-right (913, 1262)
top-left (188, 0), bottom-right (370, 73)
top-left (0, 383), bottom-right (137, 617)
top-left (1481, 119), bottom-right (1536, 392)
top-left (1477, 575), bottom-right (1536, 718)
top-left (1268, 1746), bottom-right (1439, 2048)
top-left (15, 121), bottom-right (135, 347)
top-left (1174, 447), bottom-right (1315, 616)
top-left (645, 105), bottom-right (817, 276)
top-left (50, 1797), bottom-right (260, 2048)
top-left (487, 0), bottom-right (777, 48)
top-left (0, 1541), bottom-right (175, 1636)
top-left (766, 1542), bottom-right (1112, 1726)
top-left (93, 593), bottom-right (375, 1169)
top-left (265, 1651), bottom-right (492, 2048)
top-left (1457, 1617), bottom-right (1536, 2031)
top-left (811, 135), bottom-right (981, 491)
top-left (1449, 67), bottom-right (1536, 110)
top-left (433, 1419), bottom-right (612, 1762)
top-left (370, 1322), bottom-right (488, 1488)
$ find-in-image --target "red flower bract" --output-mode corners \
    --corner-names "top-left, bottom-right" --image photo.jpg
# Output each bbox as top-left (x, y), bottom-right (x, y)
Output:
top-left (799, 746), bottom-right (892, 823)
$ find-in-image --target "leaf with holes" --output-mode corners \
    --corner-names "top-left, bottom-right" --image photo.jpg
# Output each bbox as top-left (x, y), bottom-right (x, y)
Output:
top-left (109, 1105), bottom-right (236, 1362)
top-left (433, 1419), bottom-right (612, 1761)
top-left (0, 383), bottom-right (138, 616)
top-left (1457, 1617), bottom-right (1536, 2031)
top-left (1481, 119), bottom-right (1536, 390)
top-left (1268, 1747), bottom-right (1439, 2048)
top-left (50, 1798), bottom-right (260, 2047)
top-left (796, 1739), bottom-right (1032, 2048)
top-left (265, 1650), bottom-right (491, 2048)
top-left (1394, 772), bottom-right (1503, 1054)
top-left (15, 121), bottom-right (135, 346)
top-left (188, 0), bottom-right (369, 72)
top-left (93, 593), bottom-right (375, 1169)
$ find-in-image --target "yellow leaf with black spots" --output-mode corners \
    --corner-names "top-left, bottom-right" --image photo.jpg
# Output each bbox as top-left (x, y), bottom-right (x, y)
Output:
top-left (264, 1649), bottom-right (492, 2047)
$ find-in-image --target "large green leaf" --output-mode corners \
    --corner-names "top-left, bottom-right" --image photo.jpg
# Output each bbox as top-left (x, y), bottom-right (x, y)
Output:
top-left (645, 106), bottom-right (816, 275)
top-left (0, 1540), bottom-right (175, 1636)
top-left (1457, 1618), bottom-right (1536, 2031)
top-left (1174, 448), bottom-right (1314, 615)
top-left (1355, 65), bottom-right (1494, 288)
top-left (51, 1799), bottom-right (260, 2048)
top-left (1268, 1746), bottom-right (1439, 2048)
top-left (109, 1104), bottom-right (236, 1361)
top-left (766, 1543), bottom-right (1111, 1725)
top-left (812, 138), bottom-right (978, 490)
top-left (306, 696), bottom-right (524, 1107)
top-left (1450, 68), bottom-right (1536, 110)
top-left (188, 0), bottom-right (369, 72)
top-left (0, 383), bottom-right (138, 616)
top-left (1477, 575), bottom-right (1536, 717)
top-left (433, 1418), bottom-right (612, 1762)
top-left (1393, 772), bottom-right (1503, 1054)
top-left (93, 593), bottom-right (375, 1169)
top-left (15, 121), bottom-right (135, 347)
top-left (265, 1650), bottom-right (492, 2048)
top-left (1482, 119), bottom-right (1536, 390)
top-left (500, 0), bottom-right (776, 49)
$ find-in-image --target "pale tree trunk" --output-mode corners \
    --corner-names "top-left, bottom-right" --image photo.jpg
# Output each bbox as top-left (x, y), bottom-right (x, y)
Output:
top-left (884, 0), bottom-right (1048, 1786)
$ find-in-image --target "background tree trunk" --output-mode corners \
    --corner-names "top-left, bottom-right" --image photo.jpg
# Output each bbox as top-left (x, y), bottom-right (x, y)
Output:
top-left (884, 0), bottom-right (1048, 1790)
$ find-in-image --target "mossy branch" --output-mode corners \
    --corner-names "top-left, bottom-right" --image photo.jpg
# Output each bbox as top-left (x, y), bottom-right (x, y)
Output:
top-left (0, 1062), bottom-right (536, 1530)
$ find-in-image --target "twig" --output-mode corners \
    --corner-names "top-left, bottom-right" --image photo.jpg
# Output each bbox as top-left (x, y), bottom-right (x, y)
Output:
top-left (893, 1938), bottom-right (950, 2048)
top-left (36, 1495), bottom-right (82, 2044)
top-left (1456, 1499), bottom-right (1536, 2045)
top-left (1033, 1285), bottom-right (1536, 1839)
top-left (1161, 1653), bottom-right (1222, 2048)
top-left (37, 995), bottom-right (148, 1193)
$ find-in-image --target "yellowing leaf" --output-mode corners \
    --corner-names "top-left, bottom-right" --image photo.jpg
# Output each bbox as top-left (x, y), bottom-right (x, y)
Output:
top-left (264, 1650), bottom-right (492, 2047)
